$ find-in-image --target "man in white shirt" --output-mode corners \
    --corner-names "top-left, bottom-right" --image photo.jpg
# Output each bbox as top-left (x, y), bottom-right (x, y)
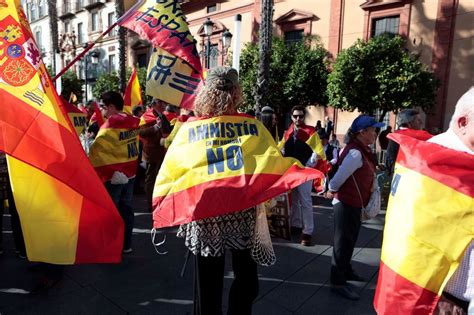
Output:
top-left (429, 86), bottom-right (473, 314)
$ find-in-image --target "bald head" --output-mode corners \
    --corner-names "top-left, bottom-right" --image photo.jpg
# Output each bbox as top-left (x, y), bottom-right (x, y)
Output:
top-left (450, 87), bottom-right (474, 151)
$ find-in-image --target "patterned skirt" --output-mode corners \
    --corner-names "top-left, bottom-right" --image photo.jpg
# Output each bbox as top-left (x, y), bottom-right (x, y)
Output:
top-left (177, 208), bottom-right (256, 257)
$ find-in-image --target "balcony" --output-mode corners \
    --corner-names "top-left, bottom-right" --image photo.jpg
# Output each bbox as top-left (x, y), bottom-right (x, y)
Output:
top-left (58, 2), bottom-right (75, 19)
top-left (84, 0), bottom-right (106, 10)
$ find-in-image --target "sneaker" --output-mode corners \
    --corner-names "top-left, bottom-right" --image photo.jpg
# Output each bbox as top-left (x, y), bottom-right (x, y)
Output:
top-left (122, 248), bottom-right (133, 254)
top-left (331, 284), bottom-right (360, 301)
top-left (301, 234), bottom-right (312, 246)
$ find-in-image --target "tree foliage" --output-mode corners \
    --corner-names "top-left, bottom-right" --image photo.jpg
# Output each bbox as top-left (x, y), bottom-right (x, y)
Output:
top-left (327, 35), bottom-right (439, 119)
top-left (239, 36), bottom-right (329, 113)
top-left (92, 72), bottom-right (120, 99)
top-left (92, 68), bottom-right (150, 104)
top-left (60, 70), bottom-right (83, 103)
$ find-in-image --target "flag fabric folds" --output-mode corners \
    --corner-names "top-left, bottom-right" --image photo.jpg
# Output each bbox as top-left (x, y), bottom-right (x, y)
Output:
top-left (123, 67), bottom-right (142, 115)
top-left (281, 123), bottom-right (326, 160)
top-left (152, 115), bottom-right (324, 228)
top-left (0, 0), bottom-right (124, 264)
top-left (374, 133), bottom-right (474, 314)
top-left (89, 114), bottom-right (140, 182)
top-left (118, 0), bottom-right (202, 74)
top-left (146, 47), bottom-right (202, 110)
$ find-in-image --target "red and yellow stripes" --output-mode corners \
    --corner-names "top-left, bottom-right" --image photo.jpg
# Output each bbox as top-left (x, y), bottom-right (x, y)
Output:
top-left (123, 67), bottom-right (142, 115)
top-left (281, 124), bottom-right (326, 160)
top-left (61, 97), bottom-right (87, 136)
top-left (374, 133), bottom-right (474, 314)
top-left (152, 115), bottom-right (324, 228)
top-left (89, 114), bottom-right (140, 182)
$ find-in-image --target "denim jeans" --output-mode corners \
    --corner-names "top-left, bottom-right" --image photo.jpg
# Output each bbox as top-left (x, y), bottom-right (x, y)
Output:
top-left (105, 178), bottom-right (135, 250)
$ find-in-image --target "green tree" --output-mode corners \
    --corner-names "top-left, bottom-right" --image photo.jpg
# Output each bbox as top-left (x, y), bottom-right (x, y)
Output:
top-left (92, 72), bottom-right (120, 99)
top-left (327, 34), bottom-right (439, 120)
top-left (60, 70), bottom-right (83, 103)
top-left (240, 36), bottom-right (329, 113)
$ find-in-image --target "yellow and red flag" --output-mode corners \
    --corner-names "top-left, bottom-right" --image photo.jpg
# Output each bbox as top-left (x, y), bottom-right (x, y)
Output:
top-left (374, 133), bottom-right (473, 314)
top-left (118, 0), bottom-right (202, 74)
top-left (123, 67), bottom-right (142, 115)
top-left (0, 0), bottom-right (124, 264)
top-left (281, 123), bottom-right (326, 159)
top-left (146, 47), bottom-right (202, 110)
top-left (152, 114), bottom-right (324, 228)
top-left (163, 114), bottom-right (190, 149)
top-left (89, 113), bottom-right (140, 182)
top-left (89, 100), bottom-right (104, 127)
top-left (61, 97), bottom-right (87, 136)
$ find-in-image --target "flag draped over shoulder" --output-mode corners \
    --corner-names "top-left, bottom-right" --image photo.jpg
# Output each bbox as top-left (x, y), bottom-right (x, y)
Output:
top-left (61, 97), bottom-right (87, 136)
top-left (0, 0), bottom-right (124, 264)
top-left (281, 123), bottom-right (326, 159)
top-left (89, 113), bottom-right (140, 182)
top-left (163, 114), bottom-right (190, 148)
top-left (146, 47), bottom-right (202, 109)
top-left (152, 115), bottom-right (324, 228)
top-left (123, 67), bottom-right (142, 115)
top-left (118, 0), bottom-right (202, 74)
top-left (374, 133), bottom-right (474, 315)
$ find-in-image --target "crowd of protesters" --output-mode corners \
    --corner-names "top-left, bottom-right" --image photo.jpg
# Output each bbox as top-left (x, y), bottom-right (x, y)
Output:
top-left (0, 67), bottom-right (472, 313)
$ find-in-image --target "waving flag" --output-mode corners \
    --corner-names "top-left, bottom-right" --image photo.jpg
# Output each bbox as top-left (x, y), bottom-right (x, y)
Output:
top-left (146, 47), bottom-right (202, 110)
top-left (0, 0), bottom-right (124, 264)
top-left (61, 97), bottom-right (87, 136)
top-left (374, 133), bottom-right (474, 314)
top-left (123, 67), bottom-right (142, 115)
top-left (118, 0), bottom-right (202, 74)
top-left (89, 113), bottom-right (140, 182)
top-left (152, 115), bottom-right (324, 228)
top-left (89, 101), bottom-right (104, 127)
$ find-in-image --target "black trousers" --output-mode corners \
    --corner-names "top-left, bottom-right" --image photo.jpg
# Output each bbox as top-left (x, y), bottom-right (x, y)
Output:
top-left (0, 180), bottom-right (26, 255)
top-left (193, 249), bottom-right (259, 315)
top-left (144, 162), bottom-right (160, 212)
top-left (331, 201), bottom-right (361, 285)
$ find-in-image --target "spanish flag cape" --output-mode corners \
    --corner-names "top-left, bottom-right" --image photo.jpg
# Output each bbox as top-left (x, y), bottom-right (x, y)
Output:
top-left (0, 0), bottom-right (123, 264)
top-left (280, 123), bottom-right (326, 160)
top-left (374, 133), bottom-right (473, 314)
top-left (89, 101), bottom-right (105, 128)
top-left (152, 114), bottom-right (324, 228)
top-left (61, 97), bottom-right (87, 137)
top-left (139, 107), bottom-right (157, 127)
top-left (89, 113), bottom-right (140, 182)
top-left (163, 114), bottom-right (190, 149)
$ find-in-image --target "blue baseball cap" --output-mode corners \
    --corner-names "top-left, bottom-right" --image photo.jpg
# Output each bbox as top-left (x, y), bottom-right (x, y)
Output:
top-left (351, 115), bottom-right (385, 133)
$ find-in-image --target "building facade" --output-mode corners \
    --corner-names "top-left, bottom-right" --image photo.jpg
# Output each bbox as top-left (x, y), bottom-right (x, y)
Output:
top-left (182, 0), bottom-right (473, 133)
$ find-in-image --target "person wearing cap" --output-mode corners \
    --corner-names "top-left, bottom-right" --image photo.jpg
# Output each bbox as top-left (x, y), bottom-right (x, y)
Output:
top-left (326, 115), bottom-right (384, 300)
top-left (385, 109), bottom-right (431, 175)
top-left (176, 67), bottom-right (259, 315)
top-left (428, 87), bottom-right (473, 314)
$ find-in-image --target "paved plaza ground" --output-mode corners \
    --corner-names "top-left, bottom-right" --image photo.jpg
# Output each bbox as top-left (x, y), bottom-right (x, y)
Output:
top-left (0, 194), bottom-right (385, 314)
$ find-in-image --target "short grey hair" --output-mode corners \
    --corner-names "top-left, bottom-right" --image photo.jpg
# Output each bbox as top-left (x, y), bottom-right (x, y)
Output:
top-left (450, 87), bottom-right (474, 128)
top-left (397, 109), bottom-right (420, 128)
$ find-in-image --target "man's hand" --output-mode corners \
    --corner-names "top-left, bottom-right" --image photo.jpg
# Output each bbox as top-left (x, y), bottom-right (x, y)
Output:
top-left (325, 191), bottom-right (336, 199)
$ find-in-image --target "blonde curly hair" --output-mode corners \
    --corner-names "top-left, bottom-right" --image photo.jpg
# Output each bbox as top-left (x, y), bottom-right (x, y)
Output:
top-left (194, 68), bottom-right (242, 117)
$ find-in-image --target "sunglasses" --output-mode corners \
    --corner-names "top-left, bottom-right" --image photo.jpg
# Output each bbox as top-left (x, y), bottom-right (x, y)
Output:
top-left (292, 114), bottom-right (304, 119)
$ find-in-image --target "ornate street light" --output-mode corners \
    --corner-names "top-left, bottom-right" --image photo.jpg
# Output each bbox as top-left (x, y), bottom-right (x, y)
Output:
top-left (203, 18), bottom-right (214, 69)
top-left (83, 47), bottom-right (101, 102)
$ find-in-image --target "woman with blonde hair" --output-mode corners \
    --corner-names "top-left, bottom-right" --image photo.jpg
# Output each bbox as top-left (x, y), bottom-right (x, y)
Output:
top-left (177, 67), bottom-right (259, 315)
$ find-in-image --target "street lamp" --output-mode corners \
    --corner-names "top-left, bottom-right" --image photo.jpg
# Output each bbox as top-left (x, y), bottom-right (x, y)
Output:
top-left (83, 47), bottom-right (100, 102)
top-left (221, 29), bottom-right (233, 64)
top-left (203, 18), bottom-right (214, 69)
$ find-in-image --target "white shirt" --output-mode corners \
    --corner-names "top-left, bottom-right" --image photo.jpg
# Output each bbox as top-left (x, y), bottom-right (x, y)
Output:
top-left (324, 144), bottom-right (339, 165)
top-left (328, 148), bottom-right (363, 205)
top-left (428, 128), bottom-right (473, 302)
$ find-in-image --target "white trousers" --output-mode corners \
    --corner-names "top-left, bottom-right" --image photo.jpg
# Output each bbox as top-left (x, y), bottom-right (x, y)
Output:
top-left (290, 180), bottom-right (314, 235)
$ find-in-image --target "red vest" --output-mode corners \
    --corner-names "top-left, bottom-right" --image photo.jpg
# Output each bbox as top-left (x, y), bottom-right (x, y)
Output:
top-left (335, 140), bottom-right (376, 208)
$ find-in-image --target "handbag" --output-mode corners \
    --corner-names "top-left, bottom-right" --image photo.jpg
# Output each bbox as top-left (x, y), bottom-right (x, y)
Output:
top-left (352, 175), bottom-right (381, 221)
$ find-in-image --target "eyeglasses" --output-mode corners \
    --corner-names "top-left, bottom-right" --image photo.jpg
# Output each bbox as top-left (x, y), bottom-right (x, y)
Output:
top-left (292, 114), bottom-right (304, 119)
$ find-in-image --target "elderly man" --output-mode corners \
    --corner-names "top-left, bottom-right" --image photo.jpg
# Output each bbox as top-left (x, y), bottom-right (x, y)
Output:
top-left (429, 87), bottom-right (473, 314)
top-left (385, 109), bottom-right (432, 175)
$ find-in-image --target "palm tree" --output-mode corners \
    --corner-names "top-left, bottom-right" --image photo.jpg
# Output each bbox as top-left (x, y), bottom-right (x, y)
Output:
top-left (115, 0), bottom-right (127, 92)
top-left (254, 0), bottom-right (274, 114)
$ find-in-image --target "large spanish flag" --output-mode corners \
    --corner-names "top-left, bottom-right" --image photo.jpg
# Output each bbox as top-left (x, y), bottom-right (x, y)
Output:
top-left (123, 67), bottom-right (142, 115)
top-left (0, 1), bottom-right (124, 264)
top-left (152, 115), bottom-right (324, 228)
top-left (374, 133), bottom-right (474, 314)
top-left (89, 113), bottom-right (140, 182)
top-left (118, 0), bottom-right (202, 74)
